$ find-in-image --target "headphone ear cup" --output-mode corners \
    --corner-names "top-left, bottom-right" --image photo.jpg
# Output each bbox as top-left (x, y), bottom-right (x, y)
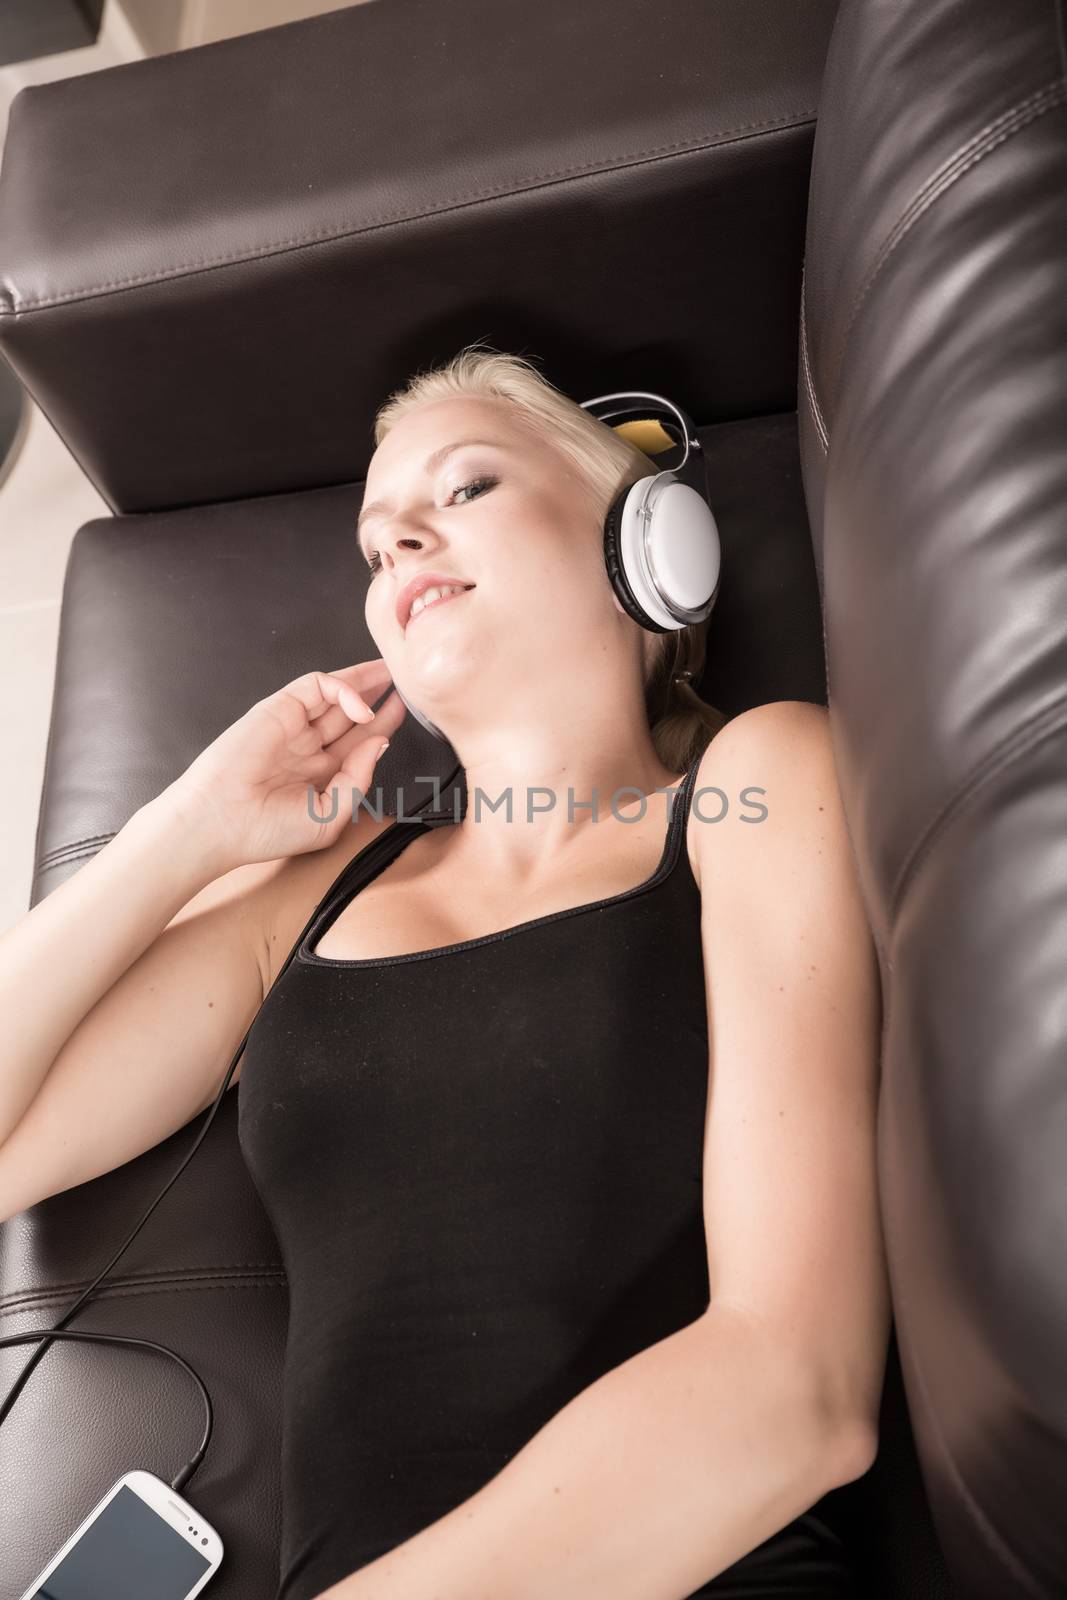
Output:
top-left (603, 480), bottom-right (670, 634)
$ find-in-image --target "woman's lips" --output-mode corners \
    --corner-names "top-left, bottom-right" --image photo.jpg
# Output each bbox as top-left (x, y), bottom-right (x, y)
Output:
top-left (406, 587), bottom-right (472, 630)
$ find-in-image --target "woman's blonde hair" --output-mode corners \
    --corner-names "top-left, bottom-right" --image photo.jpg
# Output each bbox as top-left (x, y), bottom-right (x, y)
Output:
top-left (373, 341), bottom-right (728, 772)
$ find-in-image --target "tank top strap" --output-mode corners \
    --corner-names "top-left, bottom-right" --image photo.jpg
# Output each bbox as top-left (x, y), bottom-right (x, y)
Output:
top-left (301, 749), bottom-right (704, 964)
top-left (301, 814), bottom-right (424, 958)
top-left (677, 749), bottom-right (703, 815)
top-left (663, 749), bottom-right (703, 882)
top-left (296, 766), bottom-right (463, 943)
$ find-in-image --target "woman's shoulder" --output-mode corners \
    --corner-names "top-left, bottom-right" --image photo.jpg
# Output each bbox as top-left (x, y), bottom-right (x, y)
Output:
top-left (687, 700), bottom-right (834, 891)
top-left (695, 699), bottom-right (828, 786)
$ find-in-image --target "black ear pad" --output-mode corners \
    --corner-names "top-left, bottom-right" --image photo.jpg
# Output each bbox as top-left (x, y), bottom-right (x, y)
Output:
top-left (603, 482), bottom-right (670, 634)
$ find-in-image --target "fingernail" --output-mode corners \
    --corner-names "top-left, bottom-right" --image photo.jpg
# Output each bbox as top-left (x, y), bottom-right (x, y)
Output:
top-left (342, 687), bottom-right (373, 720)
top-left (376, 740), bottom-right (390, 760)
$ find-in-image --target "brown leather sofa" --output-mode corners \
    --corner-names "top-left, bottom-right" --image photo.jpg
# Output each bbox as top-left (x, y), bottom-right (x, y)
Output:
top-left (1, 0), bottom-right (1063, 1595)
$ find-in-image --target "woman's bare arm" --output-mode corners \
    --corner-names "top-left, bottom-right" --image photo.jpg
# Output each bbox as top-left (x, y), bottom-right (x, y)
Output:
top-left (0, 794), bottom-right (277, 1223)
top-left (0, 660), bottom-right (402, 1226)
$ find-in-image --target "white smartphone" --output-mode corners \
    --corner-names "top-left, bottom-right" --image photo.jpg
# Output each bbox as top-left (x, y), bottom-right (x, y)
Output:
top-left (16, 1468), bottom-right (223, 1599)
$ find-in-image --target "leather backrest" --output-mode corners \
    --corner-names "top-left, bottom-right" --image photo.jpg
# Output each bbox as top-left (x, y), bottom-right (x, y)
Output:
top-left (0, 0), bottom-right (836, 514)
top-left (799, 2), bottom-right (1067, 1594)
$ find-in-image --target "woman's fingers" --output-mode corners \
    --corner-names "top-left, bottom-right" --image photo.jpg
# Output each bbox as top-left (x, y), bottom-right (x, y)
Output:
top-left (266, 663), bottom-right (403, 773)
top-left (284, 661), bottom-right (393, 745)
top-left (320, 660), bottom-right (394, 734)
top-left (321, 688), bottom-right (406, 768)
top-left (331, 673), bottom-right (397, 742)
top-left (312, 692), bottom-right (369, 747)
top-left (326, 659), bottom-right (394, 702)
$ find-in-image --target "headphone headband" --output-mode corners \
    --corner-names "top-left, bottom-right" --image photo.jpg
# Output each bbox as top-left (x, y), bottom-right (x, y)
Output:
top-left (579, 390), bottom-right (707, 502)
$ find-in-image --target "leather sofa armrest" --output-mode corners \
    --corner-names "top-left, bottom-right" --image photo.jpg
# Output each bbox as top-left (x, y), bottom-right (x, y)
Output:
top-left (0, 0), bottom-right (837, 514)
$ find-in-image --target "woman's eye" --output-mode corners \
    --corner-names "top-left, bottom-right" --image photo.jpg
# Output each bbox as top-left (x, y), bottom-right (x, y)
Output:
top-left (449, 474), bottom-right (498, 507)
top-left (364, 475), bottom-right (497, 576)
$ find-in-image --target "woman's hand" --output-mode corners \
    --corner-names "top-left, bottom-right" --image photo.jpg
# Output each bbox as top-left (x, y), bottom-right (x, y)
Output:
top-left (161, 660), bottom-right (407, 871)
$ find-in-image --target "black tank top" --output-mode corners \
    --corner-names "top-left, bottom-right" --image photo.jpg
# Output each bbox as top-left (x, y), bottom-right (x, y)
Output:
top-left (237, 755), bottom-right (858, 1600)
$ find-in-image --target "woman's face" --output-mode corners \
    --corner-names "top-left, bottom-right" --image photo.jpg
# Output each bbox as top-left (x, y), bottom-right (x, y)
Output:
top-left (357, 396), bottom-right (648, 735)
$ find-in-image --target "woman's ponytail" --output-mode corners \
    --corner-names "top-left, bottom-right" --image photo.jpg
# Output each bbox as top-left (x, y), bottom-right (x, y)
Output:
top-left (645, 627), bottom-right (727, 774)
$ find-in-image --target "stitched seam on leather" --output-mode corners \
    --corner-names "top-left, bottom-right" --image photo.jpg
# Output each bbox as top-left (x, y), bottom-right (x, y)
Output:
top-left (37, 844), bottom-right (113, 872)
top-left (1, 1266), bottom-right (286, 1315)
top-left (889, 688), bottom-right (1067, 925)
top-left (0, 108), bottom-right (817, 314)
top-left (39, 832), bottom-right (117, 866)
top-left (39, 841), bottom-right (118, 871)
top-left (828, 79), bottom-right (1066, 405)
top-left (798, 267), bottom-right (829, 454)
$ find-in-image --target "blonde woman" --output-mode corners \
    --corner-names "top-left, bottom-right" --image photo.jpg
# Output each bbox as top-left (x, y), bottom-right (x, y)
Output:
top-left (0, 346), bottom-right (889, 1600)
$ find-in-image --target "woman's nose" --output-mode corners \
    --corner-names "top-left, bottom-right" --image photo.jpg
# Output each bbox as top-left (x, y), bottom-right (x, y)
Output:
top-left (378, 522), bottom-right (441, 564)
